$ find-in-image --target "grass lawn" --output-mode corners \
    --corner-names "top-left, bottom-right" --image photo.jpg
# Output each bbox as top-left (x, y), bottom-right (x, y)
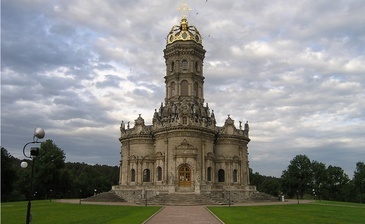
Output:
top-left (1, 200), bottom-right (161, 224)
top-left (3, 200), bottom-right (364, 224)
top-left (208, 201), bottom-right (365, 224)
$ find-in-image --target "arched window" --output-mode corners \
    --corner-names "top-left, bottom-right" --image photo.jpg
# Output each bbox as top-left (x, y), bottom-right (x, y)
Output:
top-left (171, 61), bottom-right (175, 72)
top-left (171, 81), bottom-right (176, 97)
top-left (233, 169), bottom-right (238, 182)
top-left (193, 82), bottom-right (198, 97)
top-left (218, 169), bottom-right (225, 182)
top-left (181, 80), bottom-right (188, 95)
top-left (131, 169), bottom-right (135, 182)
top-left (181, 60), bottom-right (188, 70)
top-left (195, 61), bottom-right (199, 72)
top-left (143, 169), bottom-right (150, 182)
top-left (157, 167), bottom-right (162, 181)
top-left (207, 167), bottom-right (212, 181)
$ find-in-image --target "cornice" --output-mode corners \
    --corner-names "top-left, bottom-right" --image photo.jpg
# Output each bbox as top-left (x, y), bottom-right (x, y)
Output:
top-left (152, 125), bottom-right (217, 136)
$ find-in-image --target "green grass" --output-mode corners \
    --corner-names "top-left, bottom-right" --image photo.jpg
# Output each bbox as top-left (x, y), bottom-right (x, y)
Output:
top-left (3, 200), bottom-right (364, 224)
top-left (208, 201), bottom-right (365, 224)
top-left (1, 200), bottom-right (161, 224)
top-left (314, 200), bottom-right (365, 207)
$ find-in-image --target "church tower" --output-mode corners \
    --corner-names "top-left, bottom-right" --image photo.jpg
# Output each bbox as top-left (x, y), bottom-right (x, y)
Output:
top-left (113, 4), bottom-right (255, 203)
top-left (164, 16), bottom-right (205, 106)
top-left (154, 13), bottom-right (213, 129)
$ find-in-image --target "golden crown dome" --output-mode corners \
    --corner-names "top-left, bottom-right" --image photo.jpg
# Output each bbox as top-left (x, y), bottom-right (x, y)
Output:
top-left (166, 16), bottom-right (202, 45)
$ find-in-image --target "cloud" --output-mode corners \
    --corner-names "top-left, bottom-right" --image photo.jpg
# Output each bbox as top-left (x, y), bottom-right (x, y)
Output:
top-left (2, 0), bottom-right (364, 178)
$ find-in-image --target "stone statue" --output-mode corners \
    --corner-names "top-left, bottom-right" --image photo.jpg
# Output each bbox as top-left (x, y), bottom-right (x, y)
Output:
top-left (245, 121), bottom-right (249, 131)
top-left (172, 103), bottom-right (177, 114)
top-left (169, 172), bottom-right (174, 184)
top-left (120, 120), bottom-right (126, 134)
top-left (159, 102), bottom-right (163, 116)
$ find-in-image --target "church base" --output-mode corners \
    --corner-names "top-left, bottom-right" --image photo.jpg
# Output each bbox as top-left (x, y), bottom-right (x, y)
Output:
top-left (112, 184), bottom-right (258, 204)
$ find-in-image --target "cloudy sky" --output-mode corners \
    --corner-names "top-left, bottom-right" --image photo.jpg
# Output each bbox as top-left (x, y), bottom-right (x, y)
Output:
top-left (2, 0), bottom-right (364, 178)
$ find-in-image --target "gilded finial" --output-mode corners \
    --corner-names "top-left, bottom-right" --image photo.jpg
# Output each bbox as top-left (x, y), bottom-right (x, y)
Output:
top-left (177, 2), bottom-right (191, 19)
top-left (167, 2), bottom-right (202, 45)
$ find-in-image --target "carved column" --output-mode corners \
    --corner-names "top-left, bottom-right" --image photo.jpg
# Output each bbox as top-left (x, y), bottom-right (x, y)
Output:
top-left (201, 140), bottom-right (205, 183)
top-left (165, 135), bottom-right (169, 185)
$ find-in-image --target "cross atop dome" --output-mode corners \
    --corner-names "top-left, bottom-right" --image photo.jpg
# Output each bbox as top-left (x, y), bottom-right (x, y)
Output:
top-left (166, 3), bottom-right (202, 45)
top-left (177, 2), bottom-right (191, 19)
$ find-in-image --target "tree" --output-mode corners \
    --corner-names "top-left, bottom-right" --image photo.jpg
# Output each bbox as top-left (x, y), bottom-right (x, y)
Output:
top-left (1, 143), bottom-right (122, 202)
top-left (281, 154), bottom-right (312, 199)
top-left (311, 160), bottom-right (327, 200)
top-left (1, 147), bottom-right (17, 201)
top-left (250, 169), bottom-right (281, 196)
top-left (325, 165), bottom-right (349, 201)
top-left (249, 169), bottom-right (262, 186)
top-left (61, 162), bottom-right (118, 198)
top-left (353, 162), bottom-right (365, 203)
top-left (33, 139), bottom-right (66, 199)
top-left (260, 177), bottom-right (281, 196)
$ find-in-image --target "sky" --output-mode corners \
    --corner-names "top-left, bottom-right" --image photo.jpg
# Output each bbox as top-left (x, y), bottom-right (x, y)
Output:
top-left (1, 0), bottom-right (364, 178)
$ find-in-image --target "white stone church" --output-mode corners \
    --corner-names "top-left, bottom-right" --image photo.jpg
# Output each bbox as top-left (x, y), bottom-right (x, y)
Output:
top-left (113, 8), bottom-right (257, 203)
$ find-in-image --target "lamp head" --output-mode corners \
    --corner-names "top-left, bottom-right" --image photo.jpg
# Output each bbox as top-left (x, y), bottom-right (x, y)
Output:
top-left (34, 127), bottom-right (45, 140)
top-left (30, 147), bottom-right (40, 156)
top-left (21, 161), bottom-right (28, 168)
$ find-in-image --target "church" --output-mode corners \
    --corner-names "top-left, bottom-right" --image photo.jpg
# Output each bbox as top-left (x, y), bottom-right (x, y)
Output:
top-left (112, 6), bottom-right (256, 203)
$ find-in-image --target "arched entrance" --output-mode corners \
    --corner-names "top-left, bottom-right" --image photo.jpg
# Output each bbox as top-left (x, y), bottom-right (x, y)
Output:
top-left (178, 165), bottom-right (191, 187)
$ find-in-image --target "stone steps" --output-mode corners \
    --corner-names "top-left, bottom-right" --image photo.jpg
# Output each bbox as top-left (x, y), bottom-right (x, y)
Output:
top-left (84, 191), bottom-right (127, 202)
top-left (84, 190), bottom-right (277, 205)
top-left (136, 193), bottom-right (229, 206)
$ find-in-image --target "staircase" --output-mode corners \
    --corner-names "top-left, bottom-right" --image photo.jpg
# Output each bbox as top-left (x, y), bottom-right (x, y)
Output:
top-left (137, 193), bottom-right (229, 206)
top-left (84, 191), bottom-right (127, 202)
top-left (84, 190), bottom-right (277, 205)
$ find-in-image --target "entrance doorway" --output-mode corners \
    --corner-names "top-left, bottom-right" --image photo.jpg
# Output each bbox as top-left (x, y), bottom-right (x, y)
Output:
top-left (178, 165), bottom-right (191, 187)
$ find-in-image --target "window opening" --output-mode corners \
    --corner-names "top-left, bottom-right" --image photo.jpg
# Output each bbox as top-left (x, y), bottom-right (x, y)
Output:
top-left (218, 169), bottom-right (225, 182)
top-left (131, 169), bottom-right (135, 182)
top-left (233, 169), bottom-right (238, 182)
top-left (207, 167), bottom-right (212, 181)
top-left (171, 61), bottom-right (175, 72)
top-left (193, 82), bottom-right (198, 97)
top-left (143, 169), bottom-right (150, 182)
top-left (181, 80), bottom-right (188, 95)
top-left (181, 60), bottom-right (188, 70)
top-left (157, 167), bottom-right (162, 181)
top-left (171, 82), bottom-right (176, 96)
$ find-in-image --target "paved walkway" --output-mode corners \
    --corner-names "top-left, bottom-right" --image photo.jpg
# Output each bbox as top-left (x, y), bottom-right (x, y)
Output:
top-left (143, 206), bottom-right (223, 224)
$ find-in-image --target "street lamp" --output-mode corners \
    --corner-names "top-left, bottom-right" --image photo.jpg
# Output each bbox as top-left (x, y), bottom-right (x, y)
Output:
top-left (21, 127), bottom-right (45, 224)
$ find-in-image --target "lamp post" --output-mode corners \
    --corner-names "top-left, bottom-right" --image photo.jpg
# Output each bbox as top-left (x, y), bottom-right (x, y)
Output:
top-left (21, 128), bottom-right (45, 224)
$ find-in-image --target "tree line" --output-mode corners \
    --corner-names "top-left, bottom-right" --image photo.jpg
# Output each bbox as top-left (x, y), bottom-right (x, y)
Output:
top-left (251, 154), bottom-right (365, 203)
top-left (1, 141), bottom-right (119, 202)
top-left (2, 141), bottom-right (364, 203)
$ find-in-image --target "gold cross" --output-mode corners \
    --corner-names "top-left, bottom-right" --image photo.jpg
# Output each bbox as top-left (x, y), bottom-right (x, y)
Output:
top-left (177, 2), bottom-right (191, 19)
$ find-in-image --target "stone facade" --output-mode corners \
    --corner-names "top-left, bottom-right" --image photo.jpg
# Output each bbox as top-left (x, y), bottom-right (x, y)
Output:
top-left (112, 15), bottom-right (256, 201)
